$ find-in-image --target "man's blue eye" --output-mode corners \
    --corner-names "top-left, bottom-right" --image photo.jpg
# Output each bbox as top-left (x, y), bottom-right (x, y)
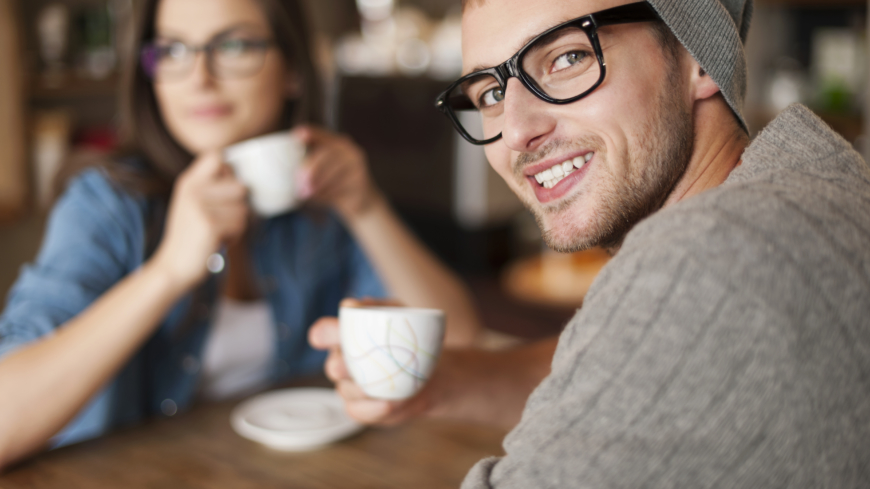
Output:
top-left (480, 87), bottom-right (505, 108)
top-left (551, 51), bottom-right (588, 72)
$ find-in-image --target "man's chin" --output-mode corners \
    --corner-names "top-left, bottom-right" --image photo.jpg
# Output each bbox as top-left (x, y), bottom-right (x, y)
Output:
top-left (534, 207), bottom-right (599, 253)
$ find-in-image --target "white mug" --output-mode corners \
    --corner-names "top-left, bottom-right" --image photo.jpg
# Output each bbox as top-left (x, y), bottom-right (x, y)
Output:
top-left (224, 132), bottom-right (306, 217)
top-left (339, 306), bottom-right (446, 400)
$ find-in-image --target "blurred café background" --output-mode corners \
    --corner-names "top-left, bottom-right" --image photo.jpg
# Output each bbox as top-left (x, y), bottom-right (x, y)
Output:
top-left (0, 0), bottom-right (867, 338)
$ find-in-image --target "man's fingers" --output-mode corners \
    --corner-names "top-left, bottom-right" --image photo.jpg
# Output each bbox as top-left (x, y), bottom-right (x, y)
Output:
top-left (324, 349), bottom-right (349, 381)
top-left (336, 379), bottom-right (371, 402)
top-left (308, 317), bottom-right (340, 349)
top-left (334, 377), bottom-right (419, 425)
top-left (346, 399), bottom-right (397, 424)
top-left (356, 297), bottom-right (404, 307)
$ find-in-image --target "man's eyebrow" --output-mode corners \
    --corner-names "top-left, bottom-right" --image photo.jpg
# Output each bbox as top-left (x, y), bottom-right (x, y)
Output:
top-left (460, 22), bottom-right (568, 76)
top-left (463, 63), bottom-right (493, 76)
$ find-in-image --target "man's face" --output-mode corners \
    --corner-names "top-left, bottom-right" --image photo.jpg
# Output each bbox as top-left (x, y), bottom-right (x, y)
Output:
top-left (462, 0), bottom-right (694, 251)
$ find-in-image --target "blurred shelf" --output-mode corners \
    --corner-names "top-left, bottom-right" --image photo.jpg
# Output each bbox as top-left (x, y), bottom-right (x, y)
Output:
top-left (501, 248), bottom-right (611, 308)
top-left (747, 107), bottom-right (864, 142)
top-left (28, 73), bottom-right (119, 102)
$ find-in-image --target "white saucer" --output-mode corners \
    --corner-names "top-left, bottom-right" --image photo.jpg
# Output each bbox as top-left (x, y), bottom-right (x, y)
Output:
top-left (231, 388), bottom-right (363, 451)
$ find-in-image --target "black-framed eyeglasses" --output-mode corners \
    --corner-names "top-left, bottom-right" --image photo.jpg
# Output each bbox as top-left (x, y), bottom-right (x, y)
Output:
top-left (434, 1), bottom-right (660, 145)
top-left (141, 31), bottom-right (274, 82)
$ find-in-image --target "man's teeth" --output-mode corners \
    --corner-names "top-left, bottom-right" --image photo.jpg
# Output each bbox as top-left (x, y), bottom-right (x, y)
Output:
top-left (534, 152), bottom-right (594, 189)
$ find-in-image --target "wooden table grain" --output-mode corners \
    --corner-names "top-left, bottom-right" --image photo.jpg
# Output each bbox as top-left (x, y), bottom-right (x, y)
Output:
top-left (0, 390), bottom-right (506, 489)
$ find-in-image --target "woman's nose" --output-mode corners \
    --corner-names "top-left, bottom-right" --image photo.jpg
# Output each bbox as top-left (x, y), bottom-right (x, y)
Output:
top-left (188, 50), bottom-right (217, 88)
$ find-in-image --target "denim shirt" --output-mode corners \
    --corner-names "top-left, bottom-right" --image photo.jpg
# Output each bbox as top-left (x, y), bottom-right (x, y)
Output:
top-left (0, 168), bottom-right (386, 447)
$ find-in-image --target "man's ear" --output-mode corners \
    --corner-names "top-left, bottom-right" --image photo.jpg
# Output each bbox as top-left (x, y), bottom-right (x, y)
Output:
top-left (689, 59), bottom-right (720, 102)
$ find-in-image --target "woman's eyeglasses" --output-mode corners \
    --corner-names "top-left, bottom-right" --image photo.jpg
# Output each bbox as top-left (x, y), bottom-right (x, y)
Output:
top-left (434, 1), bottom-right (661, 145)
top-left (141, 33), bottom-right (274, 82)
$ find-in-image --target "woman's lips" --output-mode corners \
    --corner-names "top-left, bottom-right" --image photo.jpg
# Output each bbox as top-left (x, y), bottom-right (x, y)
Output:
top-left (189, 105), bottom-right (233, 119)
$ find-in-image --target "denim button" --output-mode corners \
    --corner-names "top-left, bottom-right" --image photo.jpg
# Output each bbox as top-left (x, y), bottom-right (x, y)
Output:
top-left (206, 253), bottom-right (225, 274)
top-left (161, 399), bottom-right (178, 416)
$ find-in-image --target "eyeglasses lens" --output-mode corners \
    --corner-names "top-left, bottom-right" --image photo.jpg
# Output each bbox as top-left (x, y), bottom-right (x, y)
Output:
top-left (520, 26), bottom-right (600, 100)
top-left (212, 39), bottom-right (267, 77)
top-left (142, 38), bottom-right (269, 82)
top-left (445, 73), bottom-right (504, 142)
top-left (153, 42), bottom-right (193, 80)
top-left (446, 25), bottom-right (601, 142)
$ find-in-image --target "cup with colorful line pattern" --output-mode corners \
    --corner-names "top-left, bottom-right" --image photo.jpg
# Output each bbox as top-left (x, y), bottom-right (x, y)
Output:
top-left (338, 306), bottom-right (445, 400)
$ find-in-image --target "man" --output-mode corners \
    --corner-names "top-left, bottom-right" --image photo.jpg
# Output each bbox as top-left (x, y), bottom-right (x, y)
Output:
top-left (311, 0), bottom-right (870, 486)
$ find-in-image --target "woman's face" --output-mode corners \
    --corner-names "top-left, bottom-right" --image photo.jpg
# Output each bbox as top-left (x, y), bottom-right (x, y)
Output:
top-left (153, 0), bottom-right (292, 154)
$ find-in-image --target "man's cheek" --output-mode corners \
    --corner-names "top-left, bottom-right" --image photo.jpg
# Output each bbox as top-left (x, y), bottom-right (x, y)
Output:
top-left (485, 158), bottom-right (515, 188)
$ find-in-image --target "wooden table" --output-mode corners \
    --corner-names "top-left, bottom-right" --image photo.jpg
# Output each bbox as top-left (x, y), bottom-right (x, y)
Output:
top-left (0, 390), bottom-right (506, 488)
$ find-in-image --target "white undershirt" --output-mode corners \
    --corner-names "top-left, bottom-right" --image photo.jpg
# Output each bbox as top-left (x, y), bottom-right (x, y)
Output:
top-left (200, 297), bottom-right (276, 401)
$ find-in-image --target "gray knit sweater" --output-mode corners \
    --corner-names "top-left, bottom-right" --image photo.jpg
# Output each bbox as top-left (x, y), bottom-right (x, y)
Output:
top-left (463, 104), bottom-right (870, 488)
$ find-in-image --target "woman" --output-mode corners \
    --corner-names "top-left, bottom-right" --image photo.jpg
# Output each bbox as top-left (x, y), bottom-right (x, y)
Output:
top-left (0, 0), bottom-right (480, 468)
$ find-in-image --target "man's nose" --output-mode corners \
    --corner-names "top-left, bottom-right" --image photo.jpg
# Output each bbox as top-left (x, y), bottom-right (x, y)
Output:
top-left (500, 78), bottom-right (557, 153)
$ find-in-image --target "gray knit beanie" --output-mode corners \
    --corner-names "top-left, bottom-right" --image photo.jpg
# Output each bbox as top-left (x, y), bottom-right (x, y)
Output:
top-left (646, 0), bottom-right (753, 132)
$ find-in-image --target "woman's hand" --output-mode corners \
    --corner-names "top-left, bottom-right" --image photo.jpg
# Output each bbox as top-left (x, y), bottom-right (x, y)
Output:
top-left (293, 126), bottom-right (381, 220)
top-left (150, 151), bottom-right (249, 291)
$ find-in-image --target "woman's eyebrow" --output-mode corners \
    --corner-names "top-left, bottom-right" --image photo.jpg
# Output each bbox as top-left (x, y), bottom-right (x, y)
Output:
top-left (154, 22), bottom-right (269, 41)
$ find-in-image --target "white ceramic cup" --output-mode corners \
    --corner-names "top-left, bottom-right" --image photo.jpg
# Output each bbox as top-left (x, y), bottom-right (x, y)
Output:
top-left (339, 306), bottom-right (446, 401)
top-left (224, 132), bottom-right (306, 217)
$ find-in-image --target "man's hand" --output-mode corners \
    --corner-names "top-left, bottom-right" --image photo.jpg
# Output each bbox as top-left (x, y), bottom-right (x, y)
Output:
top-left (308, 298), bottom-right (430, 424)
top-left (309, 301), bottom-right (560, 428)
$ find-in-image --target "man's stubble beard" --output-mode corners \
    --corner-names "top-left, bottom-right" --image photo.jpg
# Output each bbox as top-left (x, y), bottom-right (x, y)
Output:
top-left (520, 76), bottom-right (695, 254)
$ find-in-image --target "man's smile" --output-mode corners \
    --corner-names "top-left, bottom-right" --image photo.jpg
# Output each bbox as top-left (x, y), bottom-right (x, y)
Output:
top-left (521, 150), bottom-right (596, 204)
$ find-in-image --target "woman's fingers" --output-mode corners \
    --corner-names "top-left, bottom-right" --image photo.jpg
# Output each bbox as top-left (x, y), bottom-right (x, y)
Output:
top-left (293, 126), bottom-right (377, 217)
top-left (181, 150), bottom-right (225, 184)
top-left (199, 179), bottom-right (248, 204)
top-left (292, 124), bottom-right (336, 149)
top-left (303, 147), bottom-right (352, 193)
top-left (206, 205), bottom-right (248, 240)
